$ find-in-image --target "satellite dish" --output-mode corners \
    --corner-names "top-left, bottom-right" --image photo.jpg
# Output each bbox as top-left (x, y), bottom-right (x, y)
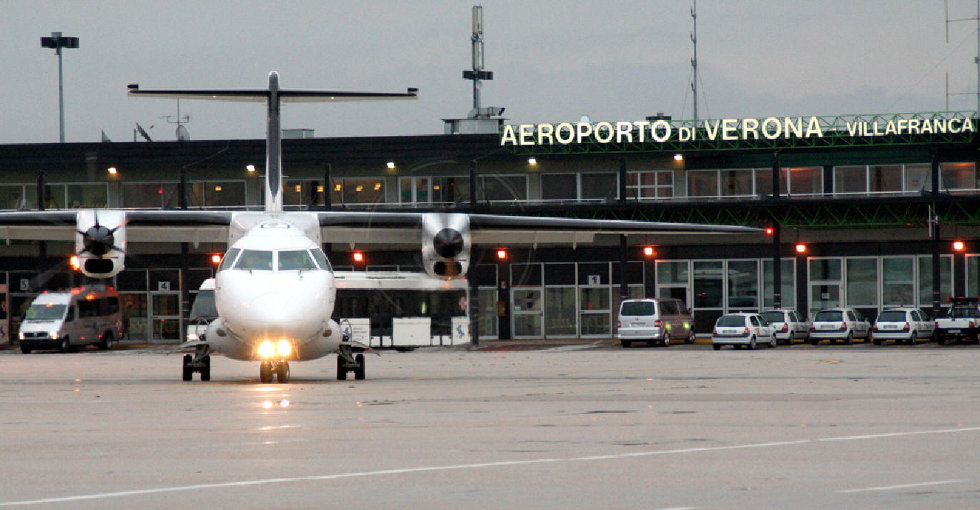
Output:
top-left (176, 125), bottom-right (190, 141)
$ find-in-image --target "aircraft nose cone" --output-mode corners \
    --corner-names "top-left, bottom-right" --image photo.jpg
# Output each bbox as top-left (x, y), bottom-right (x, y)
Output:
top-left (241, 293), bottom-right (322, 339)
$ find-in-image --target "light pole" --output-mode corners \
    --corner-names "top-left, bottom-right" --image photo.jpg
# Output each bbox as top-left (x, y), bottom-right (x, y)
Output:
top-left (40, 32), bottom-right (79, 143)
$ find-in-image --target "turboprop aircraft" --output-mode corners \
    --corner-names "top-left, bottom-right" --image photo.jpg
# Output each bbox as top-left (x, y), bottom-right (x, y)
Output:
top-left (0, 72), bottom-right (759, 383)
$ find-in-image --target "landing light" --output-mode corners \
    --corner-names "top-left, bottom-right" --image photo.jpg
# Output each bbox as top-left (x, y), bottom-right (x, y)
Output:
top-left (69, 255), bottom-right (80, 271)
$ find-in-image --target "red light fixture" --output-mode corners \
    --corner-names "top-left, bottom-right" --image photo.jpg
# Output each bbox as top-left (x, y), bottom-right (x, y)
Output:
top-left (353, 252), bottom-right (364, 263)
top-left (765, 227), bottom-right (774, 236)
top-left (795, 243), bottom-right (807, 254)
top-left (953, 240), bottom-right (965, 251)
top-left (211, 254), bottom-right (222, 265)
top-left (496, 249), bottom-right (507, 260)
top-left (642, 246), bottom-right (655, 257)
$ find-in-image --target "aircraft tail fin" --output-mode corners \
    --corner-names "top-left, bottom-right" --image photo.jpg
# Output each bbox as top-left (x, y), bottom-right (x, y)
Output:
top-left (128, 72), bottom-right (418, 213)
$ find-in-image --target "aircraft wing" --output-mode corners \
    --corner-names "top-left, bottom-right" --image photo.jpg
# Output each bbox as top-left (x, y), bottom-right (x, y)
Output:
top-left (315, 211), bottom-right (759, 245)
top-left (0, 210), bottom-right (232, 243)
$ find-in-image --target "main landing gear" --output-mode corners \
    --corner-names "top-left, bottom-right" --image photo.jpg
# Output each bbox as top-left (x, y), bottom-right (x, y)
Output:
top-left (336, 344), bottom-right (365, 381)
top-left (259, 360), bottom-right (290, 383)
top-left (182, 344), bottom-right (211, 381)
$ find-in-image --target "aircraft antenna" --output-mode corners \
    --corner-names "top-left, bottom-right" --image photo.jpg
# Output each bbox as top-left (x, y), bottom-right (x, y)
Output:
top-left (690, 0), bottom-right (699, 121)
top-left (165, 99), bottom-right (191, 141)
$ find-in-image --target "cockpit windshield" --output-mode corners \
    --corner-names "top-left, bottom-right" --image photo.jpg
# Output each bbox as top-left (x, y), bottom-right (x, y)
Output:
top-left (310, 248), bottom-right (332, 272)
top-left (278, 250), bottom-right (317, 271)
top-left (234, 250), bottom-right (274, 271)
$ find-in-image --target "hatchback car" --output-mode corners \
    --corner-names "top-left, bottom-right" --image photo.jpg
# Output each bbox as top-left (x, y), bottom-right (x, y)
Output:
top-left (760, 309), bottom-right (809, 345)
top-left (871, 307), bottom-right (934, 345)
top-left (808, 307), bottom-right (871, 344)
top-left (711, 313), bottom-right (776, 350)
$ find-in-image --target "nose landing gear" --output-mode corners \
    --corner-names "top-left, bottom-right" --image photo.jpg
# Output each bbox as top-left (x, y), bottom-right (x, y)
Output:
top-left (181, 344), bottom-right (212, 381)
top-left (337, 344), bottom-right (365, 381)
top-left (259, 360), bottom-right (290, 383)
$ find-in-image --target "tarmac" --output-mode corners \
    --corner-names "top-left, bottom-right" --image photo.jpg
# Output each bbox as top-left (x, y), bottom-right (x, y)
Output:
top-left (1, 340), bottom-right (978, 509)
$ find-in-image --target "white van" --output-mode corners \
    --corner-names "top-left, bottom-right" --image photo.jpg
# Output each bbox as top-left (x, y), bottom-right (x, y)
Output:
top-left (617, 298), bottom-right (695, 347)
top-left (186, 278), bottom-right (217, 342)
top-left (19, 285), bottom-right (123, 353)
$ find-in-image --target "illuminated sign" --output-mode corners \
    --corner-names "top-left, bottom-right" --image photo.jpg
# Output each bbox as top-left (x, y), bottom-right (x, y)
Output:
top-left (500, 115), bottom-right (976, 147)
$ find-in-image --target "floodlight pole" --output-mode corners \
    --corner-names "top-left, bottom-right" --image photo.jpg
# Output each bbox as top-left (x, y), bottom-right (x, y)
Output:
top-left (40, 32), bottom-right (79, 143)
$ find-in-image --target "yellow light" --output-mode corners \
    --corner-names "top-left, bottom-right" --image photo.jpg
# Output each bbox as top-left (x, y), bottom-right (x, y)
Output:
top-left (527, 157), bottom-right (537, 166)
top-left (107, 166), bottom-right (118, 175)
top-left (317, 185), bottom-right (324, 193)
top-left (334, 184), bottom-right (342, 191)
top-left (673, 153), bottom-right (684, 162)
top-left (215, 185), bottom-right (223, 192)
top-left (277, 340), bottom-right (292, 357)
top-left (355, 185), bottom-right (364, 192)
top-left (386, 161), bottom-right (396, 169)
top-left (258, 340), bottom-right (276, 358)
top-left (294, 185), bottom-right (302, 193)
top-left (246, 164), bottom-right (256, 173)
top-left (373, 183), bottom-right (382, 191)
top-left (69, 255), bottom-right (80, 271)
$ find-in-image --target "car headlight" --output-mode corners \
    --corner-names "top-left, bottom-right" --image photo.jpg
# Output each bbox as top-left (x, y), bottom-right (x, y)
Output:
top-left (49, 331), bottom-right (58, 340)
top-left (18, 332), bottom-right (25, 340)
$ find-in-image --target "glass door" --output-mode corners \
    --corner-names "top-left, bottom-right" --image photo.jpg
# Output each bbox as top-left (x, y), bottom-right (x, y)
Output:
top-left (511, 288), bottom-right (543, 338)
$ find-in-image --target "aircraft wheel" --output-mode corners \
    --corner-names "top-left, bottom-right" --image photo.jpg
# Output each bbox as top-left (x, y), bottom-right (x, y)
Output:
top-left (182, 354), bottom-right (193, 381)
top-left (337, 355), bottom-right (348, 380)
top-left (276, 362), bottom-right (290, 383)
top-left (201, 355), bottom-right (211, 381)
top-left (259, 361), bottom-right (274, 383)
top-left (354, 354), bottom-right (366, 380)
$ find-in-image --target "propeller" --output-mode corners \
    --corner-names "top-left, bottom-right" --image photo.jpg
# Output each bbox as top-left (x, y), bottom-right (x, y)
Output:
top-left (77, 213), bottom-right (126, 257)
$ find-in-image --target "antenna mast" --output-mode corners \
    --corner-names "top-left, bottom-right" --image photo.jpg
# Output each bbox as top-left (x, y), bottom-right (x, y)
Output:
top-left (690, 0), bottom-right (699, 121)
top-left (945, 0), bottom-right (980, 114)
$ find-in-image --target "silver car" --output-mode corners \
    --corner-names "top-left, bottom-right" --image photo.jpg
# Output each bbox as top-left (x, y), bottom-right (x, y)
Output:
top-left (871, 307), bottom-right (934, 345)
top-left (712, 312), bottom-right (776, 350)
top-left (760, 309), bottom-right (809, 345)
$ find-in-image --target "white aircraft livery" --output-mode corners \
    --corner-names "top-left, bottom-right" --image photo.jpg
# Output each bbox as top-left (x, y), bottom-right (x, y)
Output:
top-left (0, 72), bottom-right (758, 383)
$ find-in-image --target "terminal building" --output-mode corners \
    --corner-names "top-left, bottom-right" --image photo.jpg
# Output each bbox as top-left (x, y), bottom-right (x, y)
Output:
top-left (0, 112), bottom-right (978, 342)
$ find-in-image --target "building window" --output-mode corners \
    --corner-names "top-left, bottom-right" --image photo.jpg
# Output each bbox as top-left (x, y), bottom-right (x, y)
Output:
top-left (687, 171), bottom-right (719, 198)
top-left (941, 162), bottom-right (977, 192)
top-left (917, 255), bottom-right (953, 307)
top-left (284, 180), bottom-right (323, 208)
top-left (846, 258), bottom-right (878, 307)
top-left (190, 181), bottom-right (246, 208)
top-left (332, 178), bottom-right (385, 205)
top-left (787, 167), bottom-right (822, 197)
top-left (627, 170), bottom-right (673, 199)
top-left (0, 185), bottom-right (29, 210)
top-left (541, 174), bottom-right (577, 201)
top-left (882, 257), bottom-right (915, 306)
top-left (580, 172), bottom-right (618, 201)
top-left (727, 260), bottom-right (759, 310)
top-left (869, 165), bottom-right (902, 193)
top-left (121, 182), bottom-right (180, 208)
top-left (480, 175), bottom-right (527, 202)
top-left (834, 166), bottom-right (867, 195)
top-left (762, 259), bottom-right (795, 309)
top-left (905, 164), bottom-right (931, 192)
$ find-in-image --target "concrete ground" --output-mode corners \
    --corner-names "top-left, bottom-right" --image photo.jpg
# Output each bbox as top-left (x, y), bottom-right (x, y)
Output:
top-left (0, 341), bottom-right (978, 509)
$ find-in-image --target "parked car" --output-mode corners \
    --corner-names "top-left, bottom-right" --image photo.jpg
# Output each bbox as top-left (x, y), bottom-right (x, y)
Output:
top-left (808, 307), bottom-right (871, 345)
top-left (871, 307), bottom-right (934, 345)
top-left (711, 312), bottom-right (776, 350)
top-left (617, 298), bottom-right (695, 347)
top-left (760, 309), bottom-right (809, 345)
top-left (934, 297), bottom-right (980, 345)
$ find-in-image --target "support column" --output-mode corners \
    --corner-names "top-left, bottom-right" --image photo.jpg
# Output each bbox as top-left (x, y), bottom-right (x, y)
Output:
top-left (772, 222), bottom-right (781, 309)
top-left (323, 163), bottom-right (332, 208)
top-left (468, 248), bottom-right (480, 346)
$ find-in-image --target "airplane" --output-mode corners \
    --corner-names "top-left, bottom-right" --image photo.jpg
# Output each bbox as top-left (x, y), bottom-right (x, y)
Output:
top-left (0, 72), bottom-right (759, 383)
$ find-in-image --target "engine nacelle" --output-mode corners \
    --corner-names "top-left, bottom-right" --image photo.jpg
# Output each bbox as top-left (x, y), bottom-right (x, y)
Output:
top-left (75, 210), bottom-right (126, 279)
top-left (421, 213), bottom-right (471, 280)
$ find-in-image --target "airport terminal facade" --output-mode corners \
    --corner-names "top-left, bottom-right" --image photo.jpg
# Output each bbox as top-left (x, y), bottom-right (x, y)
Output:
top-left (1, 111), bottom-right (979, 342)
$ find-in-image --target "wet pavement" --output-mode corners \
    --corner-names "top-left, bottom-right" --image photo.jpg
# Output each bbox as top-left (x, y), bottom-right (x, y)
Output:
top-left (1, 341), bottom-right (978, 509)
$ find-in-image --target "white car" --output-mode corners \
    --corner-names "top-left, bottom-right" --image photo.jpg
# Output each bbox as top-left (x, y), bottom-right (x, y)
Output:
top-left (712, 313), bottom-right (776, 350)
top-left (760, 309), bottom-right (809, 345)
top-left (871, 307), bottom-right (934, 345)
top-left (808, 307), bottom-right (871, 345)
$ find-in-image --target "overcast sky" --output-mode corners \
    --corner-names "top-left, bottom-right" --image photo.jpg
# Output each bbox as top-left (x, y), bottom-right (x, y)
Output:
top-left (3, 1), bottom-right (979, 143)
